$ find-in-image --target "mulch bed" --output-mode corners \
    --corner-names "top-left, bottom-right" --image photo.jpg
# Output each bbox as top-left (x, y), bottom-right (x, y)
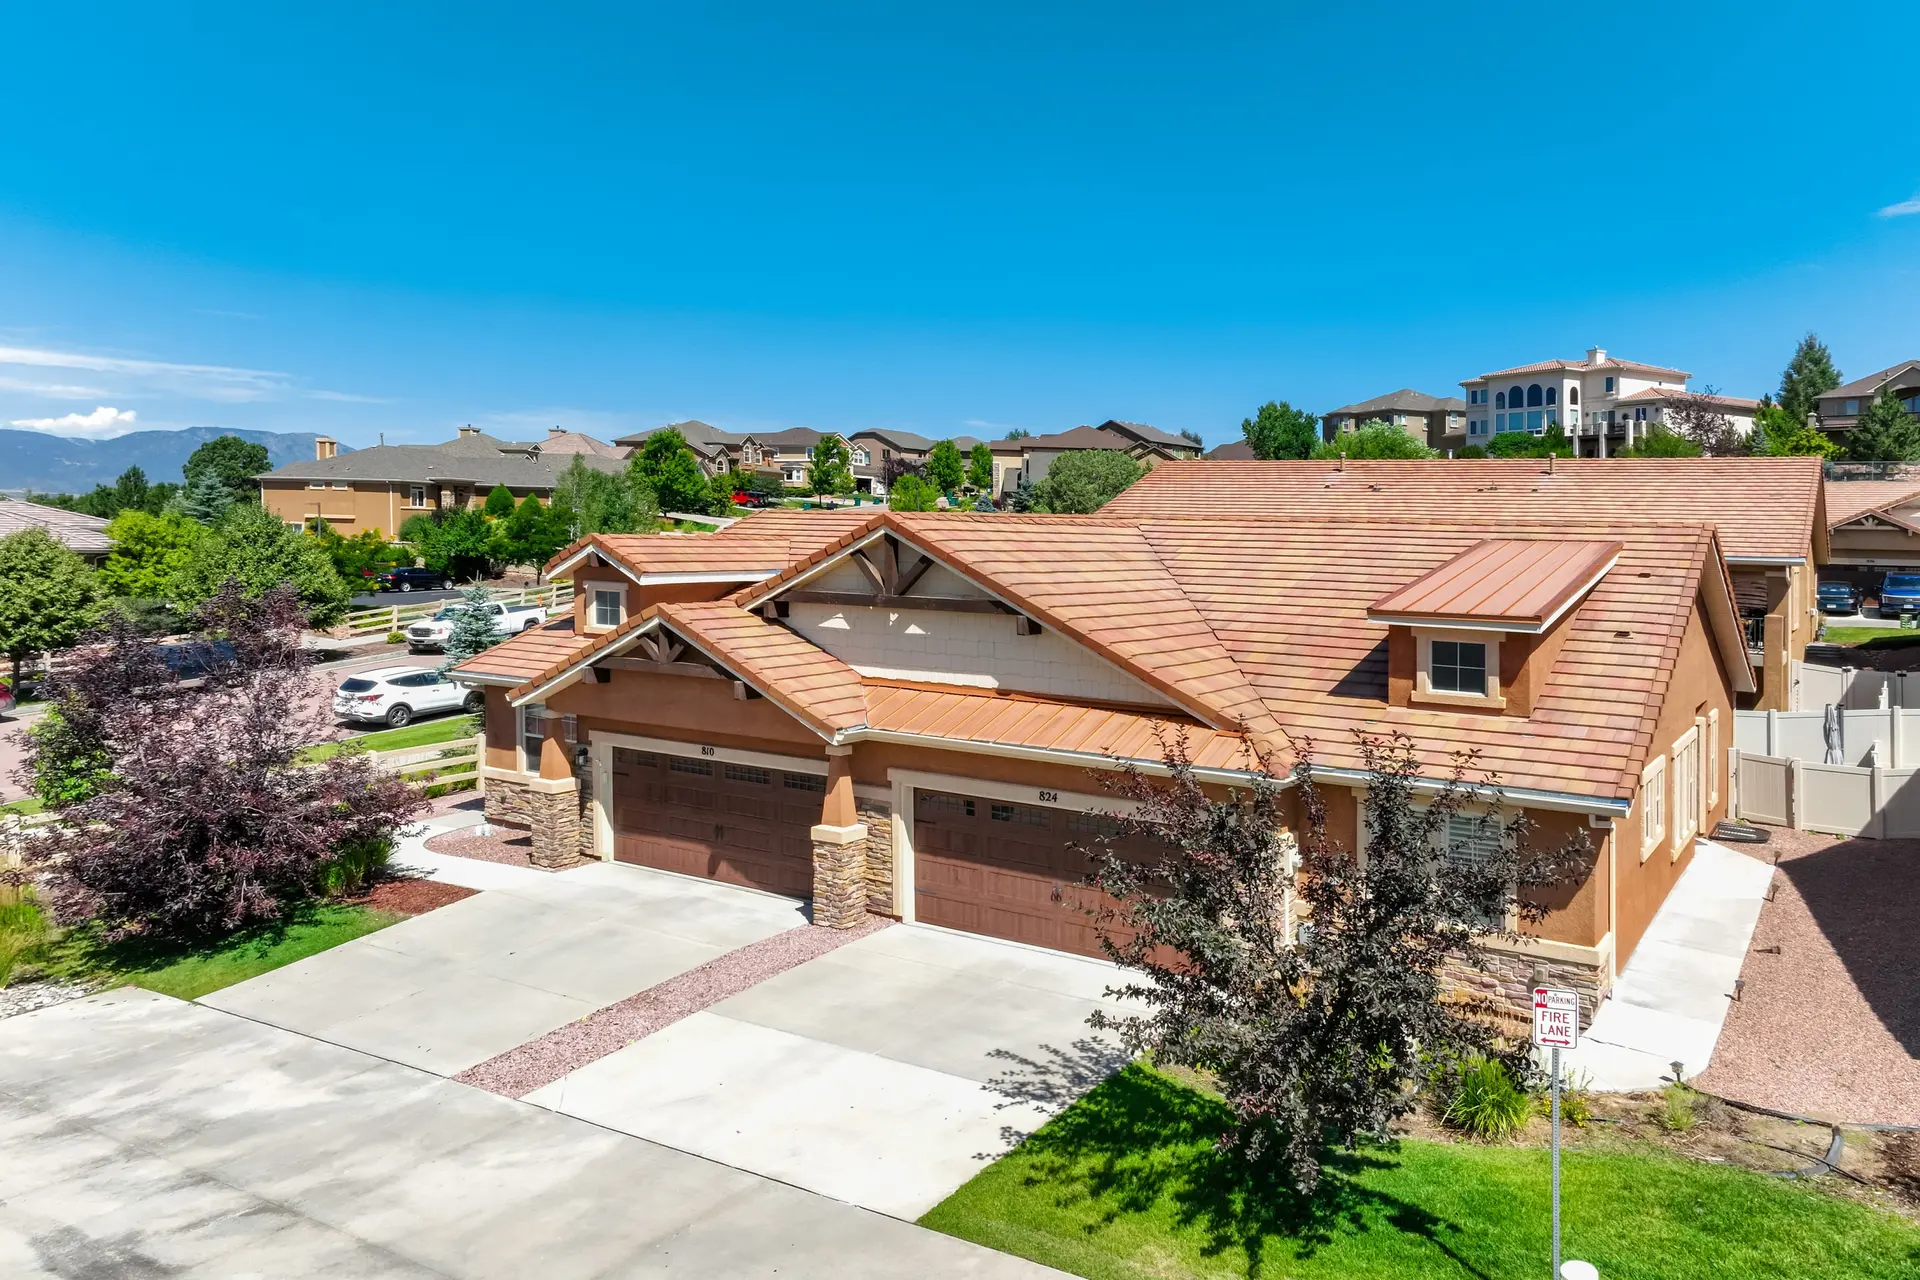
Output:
top-left (1696, 829), bottom-right (1920, 1125)
top-left (423, 825), bottom-right (542, 868)
top-left (455, 914), bottom-right (892, 1098)
top-left (349, 878), bottom-right (478, 916)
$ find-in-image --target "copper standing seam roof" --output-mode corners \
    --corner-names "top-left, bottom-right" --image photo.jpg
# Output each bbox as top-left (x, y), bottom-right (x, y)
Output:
top-left (1824, 480), bottom-right (1920, 530)
top-left (1099, 458), bottom-right (1826, 563)
top-left (1367, 539), bottom-right (1622, 631)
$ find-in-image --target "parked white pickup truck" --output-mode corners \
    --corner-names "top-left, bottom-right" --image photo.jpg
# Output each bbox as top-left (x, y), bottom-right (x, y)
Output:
top-left (406, 600), bottom-right (546, 653)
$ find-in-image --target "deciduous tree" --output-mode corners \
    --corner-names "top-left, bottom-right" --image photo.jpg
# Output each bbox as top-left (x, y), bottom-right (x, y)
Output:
top-left (496, 494), bottom-right (567, 574)
top-left (167, 503), bottom-right (351, 626)
top-left (1753, 397), bottom-right (1839, 458)
top-left (966, 442), bottom-right (995, 492)
top-left (483, 484), bottom-right (517, 517)
top-left (182, 435), bottom-right (272, 508)
top-left (21, 585), bottom-right (423, 940)
top-left (98, 511), bottom-right (204, 601)
top-left (630, 430), bottom-right (711, 514)
top-left (1310, 421), bottom-right (1437, 460)
top-left (1083, 732), bottom-right (1584, 1191)
top-left (887, 474), bottom-right (939, 511)
top-left (807, 435), bottom-right (855, 499)
top-left (0, 527), bottom-right (105, 693)
top-left (1617, 424), bottom-right (1704, 458)
top-left (1665, 389), bottom-right (1749, 456)
top-left (927, 440), bottom-right (965, 493)
top-left (1030, 450), bottom-right (1145, 513)
top-left (1241, 400), bottom-right (1321, 460)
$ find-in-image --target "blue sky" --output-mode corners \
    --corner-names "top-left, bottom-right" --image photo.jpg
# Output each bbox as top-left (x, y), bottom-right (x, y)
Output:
top-left (2, 1), bottom-right (1917, 450)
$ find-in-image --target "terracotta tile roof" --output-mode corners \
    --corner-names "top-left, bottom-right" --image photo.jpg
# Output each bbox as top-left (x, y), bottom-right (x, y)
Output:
top-left (1369, 539), bottom-right (1622, 631)
top-left (1616, 388), bottom-right (1761, 409)
top-left (1825, 480), bottom-right (1920, 529)
top-left (1470, 355), bottom-right (1690, 381)
top-left (657, 601), bottom-right (868, 735)
top-left (1100, 458), bottom-right (1825, 562)
top-left (451, 615), bottom-right (594, 683)
top-left (1133, 517), bottom-right (1726, 802)
top-left (861, 682), bottom-right (1256, 772)
top-left (545, 507), bottom-right (876, 578)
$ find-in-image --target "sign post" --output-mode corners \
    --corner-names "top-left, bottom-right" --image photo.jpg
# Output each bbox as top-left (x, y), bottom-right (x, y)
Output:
top-left (1532, 987), bottom-right (1580, 1279)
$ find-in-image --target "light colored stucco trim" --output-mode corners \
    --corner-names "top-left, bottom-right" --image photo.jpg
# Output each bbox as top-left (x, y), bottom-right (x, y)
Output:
top-left (588, 729), bottom-right (830, 776)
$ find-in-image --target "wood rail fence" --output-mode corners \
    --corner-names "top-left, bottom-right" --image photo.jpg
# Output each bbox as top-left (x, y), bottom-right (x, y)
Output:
top-left (339, 582), bottom-right (573, 638)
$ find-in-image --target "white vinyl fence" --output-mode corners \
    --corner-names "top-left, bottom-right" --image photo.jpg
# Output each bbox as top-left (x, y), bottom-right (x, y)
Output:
top-left (1733, 706), bottom-right (1920, 768)
top-left (1730, 749), bottom-right (1920, 839)
top-left (1791, 659), bottom-right (1920, 711)
top-left (340, 582), bottom-right (572, 638)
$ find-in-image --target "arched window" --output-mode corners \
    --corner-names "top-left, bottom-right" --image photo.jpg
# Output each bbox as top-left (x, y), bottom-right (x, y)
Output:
top-left (1495, 391), bottom-right (1506, 409)
top-left (1545, 386), bottom-right (1558, 406)
top-left (1568, 386), bottom-right (1579, 406)
top-left (1508, 386), bottom-right (1524, 409)
top-left (1527, 383), bottom-right (1544, 407)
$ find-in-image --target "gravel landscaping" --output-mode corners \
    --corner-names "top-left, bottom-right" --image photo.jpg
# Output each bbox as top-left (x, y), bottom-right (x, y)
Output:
top-left (425, 824), bottom-right (542, 868)
top-left (1698, 829), bottom-right (1920, 1125)
top-left (456, 914), bottom-right (891, 1098)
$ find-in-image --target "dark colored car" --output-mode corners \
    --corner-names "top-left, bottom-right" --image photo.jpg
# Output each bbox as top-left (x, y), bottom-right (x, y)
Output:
top-left (155, 640), bottom-right (237, 678)
top-left (374, 567), bottom-right (448, 593)
top-left (1880, 573), bottom-right (1920, 617)
top-left (1816, 581), bottom-right (1861, 615)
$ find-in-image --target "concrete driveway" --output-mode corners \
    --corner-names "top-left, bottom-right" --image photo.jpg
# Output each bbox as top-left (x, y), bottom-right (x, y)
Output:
top-left (0, 989), bottom-right (1057, 1278)
top-left (201, 859), bottom-right (807, 1075)
top-left (525, 924), bottom-right (1133, 1219)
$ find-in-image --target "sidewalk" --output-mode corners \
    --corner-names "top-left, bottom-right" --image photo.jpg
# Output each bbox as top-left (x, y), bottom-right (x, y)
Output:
top-left (1559, 839), bottom-right (1775, 1090)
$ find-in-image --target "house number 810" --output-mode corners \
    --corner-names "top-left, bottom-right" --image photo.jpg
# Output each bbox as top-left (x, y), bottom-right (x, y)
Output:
top-left (700, 746), bottom-right (716, 756)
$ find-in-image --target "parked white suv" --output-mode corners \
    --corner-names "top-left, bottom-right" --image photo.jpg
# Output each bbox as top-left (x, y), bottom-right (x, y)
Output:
top-left (333, 666), bottom-right (481, 727)
top-left (406, 600), bottom-right (546, 654)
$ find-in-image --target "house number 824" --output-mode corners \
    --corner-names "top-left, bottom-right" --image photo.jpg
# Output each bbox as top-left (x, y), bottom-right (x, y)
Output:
top-left (1037, 790), bottom-right (1059, 803)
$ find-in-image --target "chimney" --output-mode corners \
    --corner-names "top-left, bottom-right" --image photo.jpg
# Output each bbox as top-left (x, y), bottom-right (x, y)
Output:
top-left (314, 436), bottom-right (337, 460)
top-left (1586, 347), bottom-right (1606, 366)
top-left (458, 425), bottom-right (480, 438)
top-left (549, 425), bottom-right (566, 438)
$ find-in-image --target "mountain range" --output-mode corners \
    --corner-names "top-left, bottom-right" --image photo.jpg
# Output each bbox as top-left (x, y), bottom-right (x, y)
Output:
top-left (0, 427), bottom-right (351, 494)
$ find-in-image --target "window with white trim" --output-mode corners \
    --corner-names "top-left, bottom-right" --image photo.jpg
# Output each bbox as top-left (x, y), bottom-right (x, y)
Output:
top-left (1443, 813), bottom-right (1508, 929)
top-left (1672, 726), bottom-right (1701, 853)
top-left (591, 588), bottom-right (624, 630)
top-left (519, 707), bottom-right (547, 773)
top-left (409, 485), bottom-right (427, 508)
top-left (1640, 754), bottom-right (1667, 861)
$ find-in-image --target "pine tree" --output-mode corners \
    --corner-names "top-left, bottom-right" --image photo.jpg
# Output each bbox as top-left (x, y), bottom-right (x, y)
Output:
top-left (179, 468), bottom-right (234, 524)
top-left (1844, 388), bottom-right (1920, 463)
top-left (440, 585), bottom-right (505, 670)
top-left (1779, 333), bottom-right (1842, 426)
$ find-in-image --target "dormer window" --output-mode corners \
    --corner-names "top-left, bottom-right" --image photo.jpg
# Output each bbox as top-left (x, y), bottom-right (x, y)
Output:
top-left (588, 585), bottom-right (627, 632)
top-left (1429, 639), bottom-right (1487, 695)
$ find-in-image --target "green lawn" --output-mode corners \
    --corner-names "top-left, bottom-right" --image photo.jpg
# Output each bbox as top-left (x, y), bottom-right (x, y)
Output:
top-left (39, 902), bottom-right (401, 1000)
top-left (300, 713), bottom-right (479, 763)
top-left (0, 797), bottom-right (44, 816)
top-left (1818, 627), bottom-right (1920, 651)
top-left (920, 1065), bottom-right (1920, 1280)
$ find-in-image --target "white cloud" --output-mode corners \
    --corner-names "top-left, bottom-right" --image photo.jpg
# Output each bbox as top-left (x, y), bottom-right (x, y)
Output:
top-left (1876, 194), bottom-right (1920, 218)
top-left (9, 405), bottom-right (140, 438)
top-left (0, 374), bottom-right (108, 399)
top-left (309, 389), bottom-right (392, 404)
top-left (0, 344), bottom-right (291, 403)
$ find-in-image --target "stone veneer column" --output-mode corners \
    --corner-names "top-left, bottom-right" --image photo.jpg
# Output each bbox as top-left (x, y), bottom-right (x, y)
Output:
top-left (526, 777), bottom-right (583, 869)
top-left (810, 821), bottom-right (870, 928)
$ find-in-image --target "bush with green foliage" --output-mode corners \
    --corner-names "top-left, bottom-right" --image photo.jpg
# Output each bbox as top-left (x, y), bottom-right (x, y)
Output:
top-left (414, 507), bottom-right (495, 581)
top-left (1031, 450), bottom-right (1145, 513)
top-left (1617, 424), bottom-right (1704, 458)
top-left (551, 455), bottom-right (659, 537)
top-left (385, 630), bottom-right (405, 644)
top-left (494, 493), bottom-right (568, 572)
top-left (1310, 421), bottom-right (1437, 460)
top-left (1241, 399), bottom-right (1321, 459)
top-left (483, 484), bottom-right (516, 517)
top-left (0, 526), bottom-right (107, 692)
top-left (306, 520), bottom-right (402, 584)
top-left (1752, 395), bottom-right (1838, 457)
top-left (1453, 444), bottom-right (1488, 458)
top-left (315, 835), bottom-right (395, 898)
top-left (167, 503), bottom-right (351, 627)
top-left (888, 474), bottom-right (939, 511)
top-left (1438, 1054), bottom-right (1533, 1141)
top-left (807, 435), bottom-right (856, 498)
top-left (927, 440), bottom-right (965, 494)
top-left (630, 429), bottom-right (711, 513)
top-left (98, 511), bottom-right (204, 600)
top-left (1660, 1081), bottom-right (1698, 1132)
top-left (1486, 423), bottom-right (1575, 457)
top-left (0, 881), bottom-right (49, 989)
top-left (24, 704), bottom-right (116, 809)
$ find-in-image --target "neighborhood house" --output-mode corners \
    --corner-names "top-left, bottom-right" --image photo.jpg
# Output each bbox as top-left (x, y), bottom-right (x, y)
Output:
top-left (453, 493), bottom-right (1753, 1023)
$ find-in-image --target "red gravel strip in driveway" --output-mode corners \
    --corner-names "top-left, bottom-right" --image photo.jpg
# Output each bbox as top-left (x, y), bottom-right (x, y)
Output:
top-left (454, 915), bottom-right (891, 1099)
top-left (1698, 829), bottom-right (1920, 1125)
top-left (424, 825), bottom-right (540, 868)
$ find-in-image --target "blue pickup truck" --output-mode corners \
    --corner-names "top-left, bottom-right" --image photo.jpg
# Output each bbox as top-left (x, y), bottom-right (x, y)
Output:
top-left (1879, 573), bottom-right (1920, 618)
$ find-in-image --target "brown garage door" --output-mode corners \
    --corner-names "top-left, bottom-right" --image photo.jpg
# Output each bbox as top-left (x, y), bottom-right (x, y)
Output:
top-left (609, 747), bottom-right (819, 897)
top-left (912, 789), bottom-right (1166, 958)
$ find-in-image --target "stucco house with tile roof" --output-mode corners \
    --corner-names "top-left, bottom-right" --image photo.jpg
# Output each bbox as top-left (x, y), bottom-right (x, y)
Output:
top-left (1103, 456), bottom-right (1826, 712)
top-left (1458, 347), bottom-right (1755, 457)
top-left (1821, 477), bottom-right (1920, 587)
top-left (451, 502), bottom-right (1752, 1023)
top-left (1324, 389), bottom-right (1468, 452)
top-left (1815, 360), bottom-right (1920, 440)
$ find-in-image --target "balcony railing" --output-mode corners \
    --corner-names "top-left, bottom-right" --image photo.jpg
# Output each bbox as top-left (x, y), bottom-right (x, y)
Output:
top-left (1743, 615), bottom-right (1766, 653)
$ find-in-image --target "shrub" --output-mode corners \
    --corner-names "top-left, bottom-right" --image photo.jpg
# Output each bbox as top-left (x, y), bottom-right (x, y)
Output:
top-left (1659, 1081), bottom-right (1697, 1132)
top-left (316, 835), bottom-right (394, 898)
top-left (0, 880), bottom-right (50, 987)
top-left (1538, 1072), bottom-right (1593, 1128)
top-left (1439, 1054), bottom-right (1534, 1141)
top-left (386, 630), bottom-right (405, 644)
